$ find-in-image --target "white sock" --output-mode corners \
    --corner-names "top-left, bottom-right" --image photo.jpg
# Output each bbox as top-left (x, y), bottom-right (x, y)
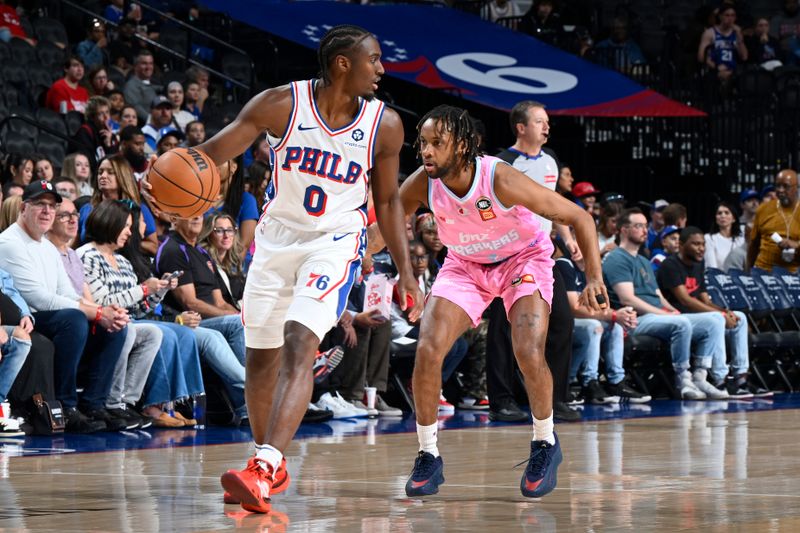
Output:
top-left (416, 422), bottom-right (439, 457)
top-left (254, 442), bottom-right (283, 472)
top-left (532, 412), bottom-right (555, 445)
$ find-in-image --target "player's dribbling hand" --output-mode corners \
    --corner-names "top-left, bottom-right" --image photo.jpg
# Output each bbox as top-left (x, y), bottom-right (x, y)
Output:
top-left (579, 278), bottom-right (609, 312)
top-left (397, 272), bottom-right (424, 323)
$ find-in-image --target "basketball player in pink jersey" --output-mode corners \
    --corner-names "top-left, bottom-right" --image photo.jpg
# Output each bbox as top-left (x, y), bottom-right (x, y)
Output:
top-left (400, 105), bottom-right (607, 498)
top-left (146, 25), bottom-right (423, 513)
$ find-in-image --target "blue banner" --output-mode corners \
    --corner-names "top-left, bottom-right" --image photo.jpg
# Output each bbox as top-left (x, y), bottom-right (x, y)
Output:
top-left (200, 0), bottom-right (704, 116)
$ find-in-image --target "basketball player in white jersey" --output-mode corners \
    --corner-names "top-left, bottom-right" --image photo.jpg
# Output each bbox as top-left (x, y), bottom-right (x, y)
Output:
top-left (147, 25), bottom-right (423, 513)
top-left (399, 105), bottom-right (606, 498)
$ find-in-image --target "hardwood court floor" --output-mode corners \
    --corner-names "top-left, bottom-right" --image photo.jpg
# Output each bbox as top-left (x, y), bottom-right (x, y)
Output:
top-left (2, 398), bottom-right (800, 531)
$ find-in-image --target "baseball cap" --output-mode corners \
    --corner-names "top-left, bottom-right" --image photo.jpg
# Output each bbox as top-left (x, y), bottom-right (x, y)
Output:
top-left (760, 184), bottom-right (775, 199)
top-left (653, 199), bottom-right (669, 211)
top-left (660, 225), bottom-right (680, 240)
top-left (572, 181), bottom-right (600, 198)
top-left (150, 95), bottom-right (172, 109)
top-left (739, 188), bottom-right (759, 203)
top-left (158, 127), bottom-right (185, 141)
top-left (22, 180), bottom-right (62, 204)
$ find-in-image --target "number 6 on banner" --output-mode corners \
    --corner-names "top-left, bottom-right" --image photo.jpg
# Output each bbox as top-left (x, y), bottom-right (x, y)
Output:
top-left (303, 185), bottom-right (327, 216)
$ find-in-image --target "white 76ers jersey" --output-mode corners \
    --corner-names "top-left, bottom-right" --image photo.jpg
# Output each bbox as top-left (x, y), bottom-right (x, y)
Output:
top-left (264, 79), bottom-right (386, 233)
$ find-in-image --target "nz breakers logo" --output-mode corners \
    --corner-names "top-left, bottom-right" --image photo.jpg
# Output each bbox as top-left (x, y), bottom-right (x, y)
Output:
top-left (475, 196), bottom-right (496, 221)
top-left (186, 148), bottom-right (208, 171)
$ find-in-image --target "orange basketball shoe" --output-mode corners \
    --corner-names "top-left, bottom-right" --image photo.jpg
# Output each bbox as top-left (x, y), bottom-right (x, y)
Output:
top-left (221, 457), bottom-right (290, 512)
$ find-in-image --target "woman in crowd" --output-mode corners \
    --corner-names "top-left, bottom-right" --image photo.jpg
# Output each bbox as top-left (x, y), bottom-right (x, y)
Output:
top-left (1, 154), bottom-right (33, 186)
top-left (183, 81), bottom-right (204, 119)
top-left (597, 202), bottom-right (622, 258)
top-left (86, 65), bottom-right (114, 96)
top-left (245, 160), bottom-right (271, 211)
top-left (0, 196), bottom-right (22, 232)
top-left (79, 153), bottom-right (158, 255)
top-left (416, 212), bottom-right (446, 280)
top-left (166, 81), bottom-right (196, 131)
top-left (62, 152), bottom-right (94, 197)
top-left (206, 157), bottom-right (259, 260)
top-left (119, 105), bottom-right (139, 130)
top-left (33, 155), bottom-right (55, 182)
top-left (80, 200), bottom-right (202, 427)
top-left (199, 213), bottom-right (245, 309)
top-left (705, 200), bottom-right (745, 270)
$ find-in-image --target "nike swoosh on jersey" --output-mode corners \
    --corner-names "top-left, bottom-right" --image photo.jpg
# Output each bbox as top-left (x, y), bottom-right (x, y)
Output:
top-left (333, 233), bottom-right (350, 241)
top-left (298, 123), bottom-right (319, 131)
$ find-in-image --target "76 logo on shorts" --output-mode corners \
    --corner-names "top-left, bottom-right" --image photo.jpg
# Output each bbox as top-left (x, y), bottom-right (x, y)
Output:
top-left (306, 272), bottom-right (330, 291)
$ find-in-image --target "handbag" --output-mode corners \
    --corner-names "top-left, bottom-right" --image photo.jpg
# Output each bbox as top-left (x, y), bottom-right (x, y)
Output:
top-left (30, 393), bottom-right (66, 435)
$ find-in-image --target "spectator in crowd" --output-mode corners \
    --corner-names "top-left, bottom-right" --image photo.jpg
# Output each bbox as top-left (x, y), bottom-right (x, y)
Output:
top-left (45, 56), bottom-right (89, 114)
top-left (108, 18), bottom-right (141, 76)
top-left (2, 182), bottom-right (23, 199)
top-left (119, 126), bottom-right (149, 182)
top-left (156, 129), bottom-right (183, 155)
top-left (646, 199), bottom-right (669, 250)
top-left (0, 276), bottom-right (32, 430)
top-left (485, 0), bottom-right (521, 23)
top-left (771, 0), bottom-right (800, 62)
top-left (739, 188), bottom-right (760, 236)
top-left (748, 169), bottom-right (800, 272)
top-left (519, 0), bottom-right (561, 45)
top-left (650, 224), bottom-right (681, 271)
top-left (75, 19), bottom-right (108, 70)
top-left (104, 0), bottom-right (125, 24)
top-left (206, 157), bottom-right (259, 259)
top-left (52, 176), bottom-right (78, 202)
top-left (250, 133), bottom-right (270, 164)
top-left (185, 120), bottom-right (206, 147)
top-left (597, 202), bottom-right (621, 258)
top-left (572, 181), bottom-right (600, 215)
top-left (246, 160), bottom-right (271, 211)
top-left (73, 96), bottom-right (120, 165)
top-left (594, 16), bottom-right (647, 71)
top-left (0, 180), bottom-right (129, 432)
top-left (85, 66), bottom-right (114, 97)
top-left (119, 105), bottom-right (139, 130)
top-left (416, 213), bottom-right (446, 280)
top-left (80, 154), bottom-right (159, 255)
top-left (602, 208), bottom-right (714, 400)
top-left (0, 0), bottom-right (35, 45)
top-left (33, 156), bottom-right (55, 182)
top-left (1, 154), bottom-right (33, 186)
top-left (155, 216), bottom-right (246, 364)
top-left (142, 96), bottom-right (176, 155)
top-left (166, 82), bottom-right (196, 131)
top-left (555, 254), bottom-right (648, 404)
top-left (761, 184), bottom-right (777, 202)
top-left (747, 17), bottom-right (783, 69)
top-left (199, 213), bottom-right (245, 309)
top-left (704, 201), bottom-right (745, 270)
top-left (107, 90), bottom-right (126, 132)
top-left (556, 164), bottom-right (573, 196)
top-left (698, 4), bottom-right (747, 83)
top-left (118, 203), bottom-right (246, 425)
top-left (61, 152), bottom-right (93, 197)
top-left (0, 196), bottom-right (21, 232)
top-left (183, 80), bottom-right (205, 119)
top-left (657, 227), bottom-right (754, 397)
top-left (124, 50), bottom-right (161, 123)
top-left (662, 202), bottom-right (688, 229)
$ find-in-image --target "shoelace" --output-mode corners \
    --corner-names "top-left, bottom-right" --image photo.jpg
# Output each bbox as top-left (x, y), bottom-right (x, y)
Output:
top-left (246, 458), bottom-right (271, 478)
top-left (513, 442), bottom-right (550, 475)
top-left (412, 451), bottom-right (438, 478)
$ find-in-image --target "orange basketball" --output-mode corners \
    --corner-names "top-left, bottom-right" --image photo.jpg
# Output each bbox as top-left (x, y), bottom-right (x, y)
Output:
top-left (147, 147), bottom-right (220, 219)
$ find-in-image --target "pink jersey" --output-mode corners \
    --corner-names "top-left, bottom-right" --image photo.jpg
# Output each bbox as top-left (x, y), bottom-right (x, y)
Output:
top-left (428, 156), bottom-right (544, 264)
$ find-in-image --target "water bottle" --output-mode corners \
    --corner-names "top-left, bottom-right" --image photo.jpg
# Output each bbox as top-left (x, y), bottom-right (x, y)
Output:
top-left (192, 393), bottom-right (206, 429)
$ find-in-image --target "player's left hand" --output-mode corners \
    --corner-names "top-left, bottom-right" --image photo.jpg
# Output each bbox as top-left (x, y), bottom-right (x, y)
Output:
top-left (397, 271), bottom-right (424, 323)
top-left (579, 278), bottom-right (609, 312)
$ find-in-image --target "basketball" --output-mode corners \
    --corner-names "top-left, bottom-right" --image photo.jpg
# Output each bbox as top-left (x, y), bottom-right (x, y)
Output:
top-left (147, 147), bottom-right (221, 219)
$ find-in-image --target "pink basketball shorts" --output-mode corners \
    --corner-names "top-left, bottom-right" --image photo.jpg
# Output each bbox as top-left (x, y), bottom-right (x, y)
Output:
top-left (430, 237), bottom-right (555, 327)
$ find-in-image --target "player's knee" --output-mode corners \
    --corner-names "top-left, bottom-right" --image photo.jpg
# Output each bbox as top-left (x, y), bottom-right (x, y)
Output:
top-left (415, 340), bottom-right (447, 366)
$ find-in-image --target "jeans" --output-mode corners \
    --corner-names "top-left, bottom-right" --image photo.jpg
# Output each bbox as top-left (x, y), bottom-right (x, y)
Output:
top-left (0, 326), bottom-right (32, 402)
top-left (200, 315), bottom-right (245, 364)
top-left (571, 319), bottom-right (625, 386)
top-left (139, 320), bottom-right (204, 407)
top-left (713, 310), bottom-right (750, 382)
top-left (630, 312), bottom-right (726, 373)
top-left (193, 326), bottom-right (245, 414)
top-left (33, 309), bottom-right (127, 409)
top-left (108, 323), bottom-right (162, 409)
top-left (405, 326), bottom-right (468, 384)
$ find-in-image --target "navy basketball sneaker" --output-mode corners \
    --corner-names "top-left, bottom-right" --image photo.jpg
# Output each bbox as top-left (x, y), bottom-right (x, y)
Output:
top-left (520, 432), bottom-right (563, 498)
top-left (405, 451), bottom-right (444, 496)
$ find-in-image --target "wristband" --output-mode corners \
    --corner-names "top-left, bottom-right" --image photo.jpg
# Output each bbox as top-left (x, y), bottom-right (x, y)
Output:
top-left (611, 311), bottom-right (617, 324)
top-left (141, 283), bottom-right (149, 298)
top-left (176, 315), bottom-right (184, 326)
top-left (92, 306), bottom-right (103, 334)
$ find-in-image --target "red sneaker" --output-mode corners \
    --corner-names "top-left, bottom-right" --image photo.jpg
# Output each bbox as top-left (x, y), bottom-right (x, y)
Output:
top-left (220, 457), bottom-right (290, 513)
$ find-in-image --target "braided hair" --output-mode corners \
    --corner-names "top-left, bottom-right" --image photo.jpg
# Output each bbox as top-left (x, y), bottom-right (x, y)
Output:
top-left (415, 105), bottom-right (480, 172)
top-left (317, 25), bottom-right (372, 84)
